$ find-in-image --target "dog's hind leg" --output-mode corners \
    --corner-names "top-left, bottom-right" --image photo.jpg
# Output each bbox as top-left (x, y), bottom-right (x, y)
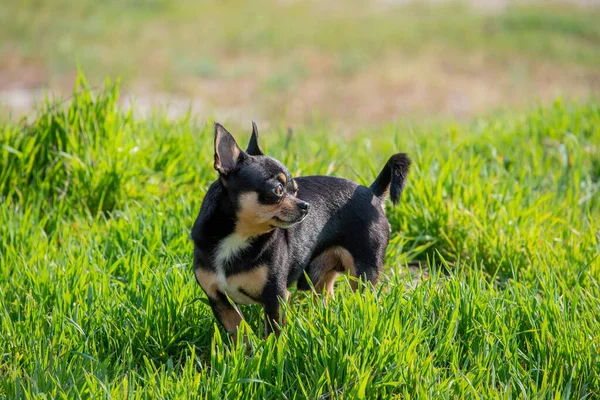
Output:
top-left (308, 246), bottom-right (383, 299)
top-left (339, 249), bottom-right (383, 292)
top-left (309, 249), bottom-right (344, 300)
top-left (348, 263), bottom-right (382, 291)
top-left (314, 270), bottom-right (339, 300)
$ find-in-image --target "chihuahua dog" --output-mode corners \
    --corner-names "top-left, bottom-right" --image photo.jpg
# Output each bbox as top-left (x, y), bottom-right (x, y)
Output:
top-left (192, 122), bottom-right (410, 337)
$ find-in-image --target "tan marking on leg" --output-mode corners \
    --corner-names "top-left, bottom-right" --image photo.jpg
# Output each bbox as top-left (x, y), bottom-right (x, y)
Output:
top-left (330, 246), bottom-right (361, 292)
top-left (218, 305), bottom-right (243, 332)
top-left (225, 265), bottom-right (269, 304)
top-left (194, 268), bottom-right (218, 298)
top-left (196, 269), bottom-right (244, 336)
top-left (310, 248), bottom-right (339, 273)
top-left (325, 272), bottom-right (338, 298)
top-left (314, 270), bottom-right (339, 302)
top-left (333, 247), bottom-right (356, 277)
top-left (309, 246), bottom-right (358, 296)
top-left (315, 246), bottom-right (356, 273)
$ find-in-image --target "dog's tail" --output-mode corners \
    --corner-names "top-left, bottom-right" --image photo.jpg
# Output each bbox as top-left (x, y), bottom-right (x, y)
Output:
top-left (370, 153), bottom-right (411, 205)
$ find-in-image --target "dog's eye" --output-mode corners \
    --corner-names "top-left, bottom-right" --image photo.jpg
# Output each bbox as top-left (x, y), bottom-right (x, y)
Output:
top-left (273, 184), bottom-right (284, 197)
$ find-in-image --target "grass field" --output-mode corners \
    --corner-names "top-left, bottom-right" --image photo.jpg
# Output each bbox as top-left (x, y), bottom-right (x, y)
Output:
top-left (1, 79), bottom-right (599, 398)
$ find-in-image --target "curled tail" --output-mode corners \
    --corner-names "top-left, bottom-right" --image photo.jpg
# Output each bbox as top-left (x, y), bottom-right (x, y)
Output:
top-left (370, 153), bottom-right (411, 205)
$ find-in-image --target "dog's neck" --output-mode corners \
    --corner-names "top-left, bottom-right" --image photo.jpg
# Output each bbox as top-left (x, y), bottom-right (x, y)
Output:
top-left (214, 180), bottom-right (236, 217)
top-left (209, 180), bottom-right (278, 268)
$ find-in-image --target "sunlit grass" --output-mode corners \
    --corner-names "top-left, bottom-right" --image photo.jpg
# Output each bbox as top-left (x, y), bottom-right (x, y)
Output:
top-left (0, 79), bottom-right (599, 398)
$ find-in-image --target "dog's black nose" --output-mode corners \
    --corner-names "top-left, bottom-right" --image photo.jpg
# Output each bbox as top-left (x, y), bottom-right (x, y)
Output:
top-left (297, 201), bottom-right (310, 212)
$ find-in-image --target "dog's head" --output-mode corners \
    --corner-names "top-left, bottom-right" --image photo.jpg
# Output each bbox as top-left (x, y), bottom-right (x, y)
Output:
top-left (213, 122), bottom-right (310, 236)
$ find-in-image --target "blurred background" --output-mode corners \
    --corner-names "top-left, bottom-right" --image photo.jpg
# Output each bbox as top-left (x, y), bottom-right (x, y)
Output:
top-left (1, 0), bottom-right (599, 131)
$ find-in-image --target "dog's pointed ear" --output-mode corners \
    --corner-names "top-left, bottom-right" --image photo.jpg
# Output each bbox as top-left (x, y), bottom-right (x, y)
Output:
top-left (246, 121), bottom-right (264, 156)
top-left (214, 123), bottom-right (243, 175)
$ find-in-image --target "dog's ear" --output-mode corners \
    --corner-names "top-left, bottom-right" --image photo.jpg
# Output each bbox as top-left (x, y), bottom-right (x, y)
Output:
top-left (246, 121), bottom-right (264, 156)
top-left (214, 123), bottom-right (244, 175)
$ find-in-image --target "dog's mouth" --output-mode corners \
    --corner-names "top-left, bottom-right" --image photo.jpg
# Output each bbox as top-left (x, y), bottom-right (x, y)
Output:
top-left (272, 213), bottom-right (308, 228)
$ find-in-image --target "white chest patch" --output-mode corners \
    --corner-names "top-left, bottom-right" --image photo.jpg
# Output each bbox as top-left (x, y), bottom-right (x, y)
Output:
top-left (214, 232), bottom-right (251, 268)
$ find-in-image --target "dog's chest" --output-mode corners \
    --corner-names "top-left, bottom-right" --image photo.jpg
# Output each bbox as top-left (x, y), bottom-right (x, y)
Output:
top-left (195, 233), bottom-right (269, 305)
top-left (214, 266), bottom-right (268, 304)
top-left (214, 232), bottom-right (251, 267)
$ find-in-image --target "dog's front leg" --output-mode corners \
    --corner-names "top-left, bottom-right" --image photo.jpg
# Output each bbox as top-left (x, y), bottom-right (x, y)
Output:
top-left (262, 281), bottom-right (287, 337)
top-left (209, 292), bottom-right (243, 342)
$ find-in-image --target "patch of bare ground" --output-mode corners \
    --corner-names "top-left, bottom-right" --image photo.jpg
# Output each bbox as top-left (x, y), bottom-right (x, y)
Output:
top-left (2, 50), bottom-right (599, 129)
top-left (151, 50), bottom-right (600, 125)
top-left (0, 51), bottom-right (49, 91)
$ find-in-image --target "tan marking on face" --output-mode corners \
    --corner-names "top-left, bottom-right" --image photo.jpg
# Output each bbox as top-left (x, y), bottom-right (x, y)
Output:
top-left (237, 192), bottom-right (303, 236)
top-left (237, 192), bottom-right (279, 237)
top-left (278, 172), bottom-right (287, 185)
top-left (292, 180), bottom-right (298, 192)
top-left (225, 265), bottom-right (269, 304)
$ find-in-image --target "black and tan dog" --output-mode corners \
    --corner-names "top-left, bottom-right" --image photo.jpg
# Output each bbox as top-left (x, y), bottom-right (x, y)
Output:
top-left (192, 122), bottom-right (410, 337)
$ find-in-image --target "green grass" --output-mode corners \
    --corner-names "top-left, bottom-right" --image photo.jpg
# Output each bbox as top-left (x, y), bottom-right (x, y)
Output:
top-left (1, 78), bottom-right (599, 398)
